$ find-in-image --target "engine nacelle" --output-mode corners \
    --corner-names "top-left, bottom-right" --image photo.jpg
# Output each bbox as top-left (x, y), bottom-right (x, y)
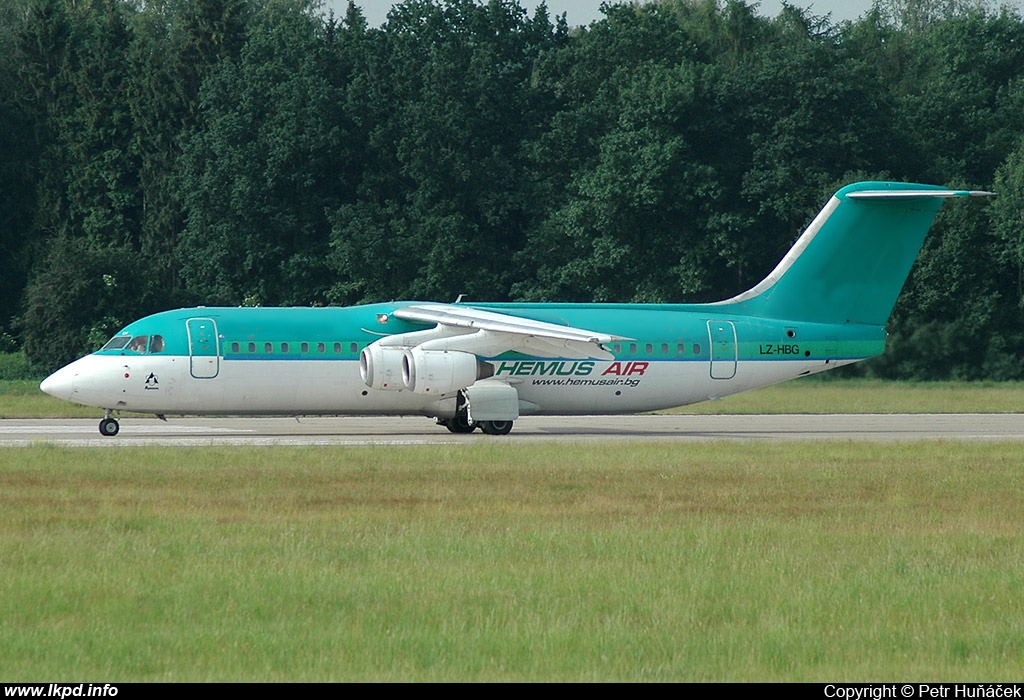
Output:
top-left (360, 344), bottom-right (406, 391)
top-left (402, 348), bottom-right (491, 395)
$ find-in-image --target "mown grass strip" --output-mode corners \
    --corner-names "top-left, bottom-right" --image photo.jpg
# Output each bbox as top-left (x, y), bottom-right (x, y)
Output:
top-left (670, 378), bottom-right (1024, 414)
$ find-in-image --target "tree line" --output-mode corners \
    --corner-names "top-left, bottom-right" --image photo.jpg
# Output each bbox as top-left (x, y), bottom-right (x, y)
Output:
top-left (2, 0), bottom-right (1024, 378)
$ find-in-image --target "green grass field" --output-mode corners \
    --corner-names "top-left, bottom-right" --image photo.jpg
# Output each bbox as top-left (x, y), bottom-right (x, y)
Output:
top-left (4, 442), bottom-right (1024, 681)
top-left (2, 380), bottom-right (1024, 680)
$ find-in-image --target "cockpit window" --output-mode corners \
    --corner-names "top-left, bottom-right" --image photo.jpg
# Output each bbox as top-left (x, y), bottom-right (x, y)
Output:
top-left (128, 336), bottom-right (149, 353)
top-left (101, 336), bottom-right (132, 351)
top-left (102, 335), bottom-right (163, 353)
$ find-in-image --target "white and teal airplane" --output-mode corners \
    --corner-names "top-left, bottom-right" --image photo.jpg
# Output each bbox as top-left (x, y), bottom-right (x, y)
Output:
top-left (40, 181), bottom-right (990, 436)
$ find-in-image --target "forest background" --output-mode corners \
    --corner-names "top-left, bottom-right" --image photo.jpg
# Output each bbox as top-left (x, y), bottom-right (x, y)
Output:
top-left (3, 0), bottom-right (1024, 379)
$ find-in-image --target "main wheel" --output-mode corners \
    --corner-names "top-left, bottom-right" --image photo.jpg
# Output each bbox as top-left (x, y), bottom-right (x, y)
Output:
top-left (444, 414), bottom-right (477, 433)
top-left (479, 420), bottom-right (513, 436)
top-left (99, 417), bottom-right (120, 436)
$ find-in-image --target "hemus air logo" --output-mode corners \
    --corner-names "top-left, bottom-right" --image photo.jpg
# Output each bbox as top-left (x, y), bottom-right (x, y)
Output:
top-left (494, 361), bottom-right (649, 377)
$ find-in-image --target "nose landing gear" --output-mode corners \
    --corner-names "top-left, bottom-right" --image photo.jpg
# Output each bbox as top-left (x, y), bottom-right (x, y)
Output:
top-left (99, 411), bottom-right (120, 436)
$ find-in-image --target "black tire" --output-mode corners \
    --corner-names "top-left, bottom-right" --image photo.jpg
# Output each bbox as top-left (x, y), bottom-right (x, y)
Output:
top-left (479, 420), bottom-right (513, 435)
top-left (444, 414), bottom-right (477, 433)
top-left (99, 418), bottom-right (120, 436)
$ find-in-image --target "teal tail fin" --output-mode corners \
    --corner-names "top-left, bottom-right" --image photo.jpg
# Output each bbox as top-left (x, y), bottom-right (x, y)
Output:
top-left (720, 181), bottom-right (992, 326)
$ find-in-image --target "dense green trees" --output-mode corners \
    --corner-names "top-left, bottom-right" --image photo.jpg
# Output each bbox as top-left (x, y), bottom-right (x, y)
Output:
top-left (2, 0), bottom-right (1023, 377)
top-left (177, 0), bottom-right (348, 306)
top-left (328, 0), bottom-right (565, 305)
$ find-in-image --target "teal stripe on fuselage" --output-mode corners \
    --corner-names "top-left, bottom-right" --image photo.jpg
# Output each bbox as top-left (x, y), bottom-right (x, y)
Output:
top-left (94, 302), bottom-right (886, 366)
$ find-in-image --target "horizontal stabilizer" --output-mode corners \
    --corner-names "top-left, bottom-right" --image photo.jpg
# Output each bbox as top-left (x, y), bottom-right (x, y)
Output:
top-left (847, 189), bottom-right (995, 199)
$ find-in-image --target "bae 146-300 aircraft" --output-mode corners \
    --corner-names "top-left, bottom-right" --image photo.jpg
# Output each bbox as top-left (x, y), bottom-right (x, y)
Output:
top-left (40, 181), bottom-right (990, 436)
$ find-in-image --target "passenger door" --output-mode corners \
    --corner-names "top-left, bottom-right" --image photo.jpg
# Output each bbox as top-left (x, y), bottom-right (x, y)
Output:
top-left (708, 320), bottom-right (737, 380)
top-left (187, 318), bottom-right (220, 379)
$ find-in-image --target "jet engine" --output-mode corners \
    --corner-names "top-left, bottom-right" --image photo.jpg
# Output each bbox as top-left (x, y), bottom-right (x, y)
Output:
top-left (402, 348), bottom-right (493, 394)
top-left (360, 345), bottom-right (407, 391)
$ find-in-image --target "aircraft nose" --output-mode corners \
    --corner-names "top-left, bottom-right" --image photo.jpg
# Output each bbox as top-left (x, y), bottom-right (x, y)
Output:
top-left (40, 366), bottom-right (75, 401)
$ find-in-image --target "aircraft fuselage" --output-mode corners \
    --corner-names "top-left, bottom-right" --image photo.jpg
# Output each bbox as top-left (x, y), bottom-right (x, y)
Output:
top-left (41, 302), bottom-right (879, 418)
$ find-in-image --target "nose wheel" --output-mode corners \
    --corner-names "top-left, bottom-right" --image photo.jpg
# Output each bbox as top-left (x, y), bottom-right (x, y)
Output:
top-left (99, 415), bottom-right (120, 436)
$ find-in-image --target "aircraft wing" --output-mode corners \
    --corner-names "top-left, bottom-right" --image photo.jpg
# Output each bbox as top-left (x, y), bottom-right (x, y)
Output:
top-left (390, 303), bottom-right (629, 360)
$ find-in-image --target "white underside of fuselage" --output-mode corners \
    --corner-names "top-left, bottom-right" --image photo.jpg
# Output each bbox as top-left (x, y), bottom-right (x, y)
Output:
top-left (42, 353), bottom-right (854, 418)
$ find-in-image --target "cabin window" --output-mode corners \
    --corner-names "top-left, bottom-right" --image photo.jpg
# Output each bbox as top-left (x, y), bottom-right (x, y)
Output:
top-left (629, 343), bottom-right (638, 354)
top-left (613, 343), bottom-right (621, 354)
top-left (645, 343), bottom-right (653, 354)
top-left (661, 343), bottom-right (669, 355)
top-left (281, 342), bottom-right (289, 353)
top-left (334, 342), bottom-right (342, 354)
top-left (350, 342), bottom-right (358, 354)
top-left (692, 343), bottom-right (701, 355)
top-left (301, 342), bottom-right (310, 354)
top-left (317, 342), bottom-right (326, 353)
top-left (248, 342), bottom-right (256, 353)
top-left (231, 342), bottom-right (240, 353)
top-left (676, 343), bottom-right (685, 355)
top-left (265, 342), bottom-right (273, 354)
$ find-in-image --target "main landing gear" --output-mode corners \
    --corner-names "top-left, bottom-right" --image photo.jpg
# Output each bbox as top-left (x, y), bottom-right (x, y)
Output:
top-left (98, 410), bottom-right (119, 436)
top-left (438, 416), bottom-right (514, 435)
top-left (437, 390), bottom-right (515, 435)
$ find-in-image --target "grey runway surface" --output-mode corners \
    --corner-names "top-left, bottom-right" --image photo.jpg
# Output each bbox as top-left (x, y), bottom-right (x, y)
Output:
top-left (2, 414), bottom-right (1024, 446)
